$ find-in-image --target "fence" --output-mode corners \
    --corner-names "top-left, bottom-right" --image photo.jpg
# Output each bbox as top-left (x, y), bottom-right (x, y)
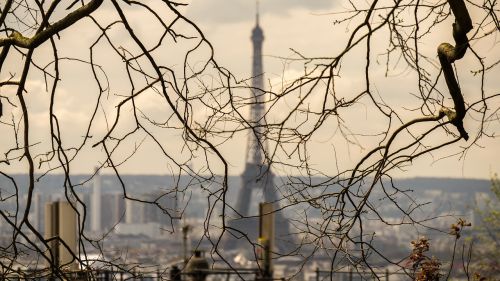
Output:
top-left (314, 268), bottom-right (409, 281)
top-left (3, 266), bottom-right (410, 280)
top-left (2, 268), bottom-right (161, 280)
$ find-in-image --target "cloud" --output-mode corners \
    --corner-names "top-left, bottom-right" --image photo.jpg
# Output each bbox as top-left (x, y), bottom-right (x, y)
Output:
top-left (185, 0), bottom-right (335, 24)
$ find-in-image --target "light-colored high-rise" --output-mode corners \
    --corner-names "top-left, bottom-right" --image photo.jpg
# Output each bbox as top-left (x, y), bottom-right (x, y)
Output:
top-left (91, 168), bottom-right (101, 232)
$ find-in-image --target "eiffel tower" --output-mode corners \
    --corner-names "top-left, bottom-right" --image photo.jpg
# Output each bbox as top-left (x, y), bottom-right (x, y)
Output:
top-left (223, 5), bottom-right (293, 254)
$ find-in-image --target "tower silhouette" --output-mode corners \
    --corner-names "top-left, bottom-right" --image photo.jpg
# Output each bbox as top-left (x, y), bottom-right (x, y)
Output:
top-left (224, 6), bottom-right (293, 254)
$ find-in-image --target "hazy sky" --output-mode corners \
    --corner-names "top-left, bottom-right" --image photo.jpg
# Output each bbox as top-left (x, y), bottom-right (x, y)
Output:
top-left (185, 0), bottom-right (500, 179)
top-left (1, 0), bottom-right (498, 179)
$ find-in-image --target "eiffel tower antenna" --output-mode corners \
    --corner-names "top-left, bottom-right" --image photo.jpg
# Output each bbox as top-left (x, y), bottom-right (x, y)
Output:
top-left (256, 0), bottom-right (260, 25)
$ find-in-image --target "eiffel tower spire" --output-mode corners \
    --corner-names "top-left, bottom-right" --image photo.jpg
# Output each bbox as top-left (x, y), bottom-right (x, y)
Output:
top-left (245, 0), bottom-right (265, 169)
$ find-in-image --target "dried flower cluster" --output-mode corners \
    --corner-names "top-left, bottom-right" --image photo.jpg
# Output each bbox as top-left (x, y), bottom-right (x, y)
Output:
top-left (410, 237), bottom-right (442, 281)
top-left (450, 218), bottom-right (471, 239)
top-left (410, 237), bottom-right (430, 265)
top-left (416, 257), bottom-right (442, 281)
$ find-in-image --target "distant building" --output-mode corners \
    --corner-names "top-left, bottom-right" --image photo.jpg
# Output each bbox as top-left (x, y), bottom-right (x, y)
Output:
top-left (45, 201), bottom-right (78, 270)
top-left (101, 192), bottom-right (125, 231)
top-left (125, 198), bottom-right (145, 224)
top-left (91, 169), bottom-right (102, 233)
top-left (223, 6), bottom-right (294, 254)
top-left (29, 192), bottom-right (44, 232)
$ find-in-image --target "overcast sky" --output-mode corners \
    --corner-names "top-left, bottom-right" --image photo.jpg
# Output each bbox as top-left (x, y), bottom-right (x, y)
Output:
top-left (1, 0), bottom-right (498, 179)
top-left (183, 0), bottom-right (500, 179)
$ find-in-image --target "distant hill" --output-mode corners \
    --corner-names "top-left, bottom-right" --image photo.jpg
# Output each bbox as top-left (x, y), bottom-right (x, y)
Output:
top-left (392, 177), bottom-right (491, 194)
top-left (0, 174), bottom-right (491, 194)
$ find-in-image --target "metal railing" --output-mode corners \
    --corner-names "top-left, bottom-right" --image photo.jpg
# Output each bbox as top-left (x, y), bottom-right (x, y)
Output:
top-left (2, 268), bottom-right (161, 280)
top-left (314, 268), bottom-right (409, 281)
top-left (3, 266), bottom-right (411, 281)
